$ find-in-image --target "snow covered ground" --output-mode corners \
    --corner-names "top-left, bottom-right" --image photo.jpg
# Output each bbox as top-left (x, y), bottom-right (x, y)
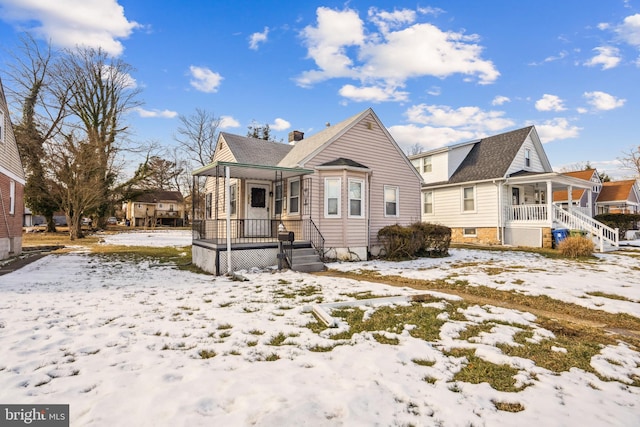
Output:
top-left (1, 230), bottom-right (639, 426)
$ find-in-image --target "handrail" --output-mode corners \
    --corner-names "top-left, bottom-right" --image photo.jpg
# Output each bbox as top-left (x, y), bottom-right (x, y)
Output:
top-left (552, 205), bottom-right (619, 251)
top-left (304, 218), bottom-right (325, 260)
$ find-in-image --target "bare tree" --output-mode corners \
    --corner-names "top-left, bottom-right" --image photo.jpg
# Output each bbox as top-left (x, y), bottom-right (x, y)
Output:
top-left (406, 143), bottom-right (424, 156)
top-left (174, 108), bottom-right (220, 168)
top-left (619, 145), bottom-right (640, 178)
top-left (5, 34), bottom-right (69, 231)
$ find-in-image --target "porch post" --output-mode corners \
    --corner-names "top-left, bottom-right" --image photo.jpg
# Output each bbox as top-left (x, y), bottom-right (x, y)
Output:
top-left (546, 180), bottom-right (553, 227)
top-left (225, 165), bottom-right (232, 274)
top-left (567, 185), bottom-right (573, 213)
top-left (587, 188), bottom-right (593, 217)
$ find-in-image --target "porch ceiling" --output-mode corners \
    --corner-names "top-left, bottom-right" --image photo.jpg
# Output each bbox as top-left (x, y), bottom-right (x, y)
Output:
top-left (506, 172), bottom-right (593, 190)
top-left (193, 161), bottom-right (315, 180)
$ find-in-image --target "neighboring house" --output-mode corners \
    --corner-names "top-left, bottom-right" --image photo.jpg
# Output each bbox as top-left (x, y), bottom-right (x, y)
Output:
top-left (0, 77), bottom-right (26, 260)
top-left (553, 169), bottom-right (602, 217)
top-left (596, 180), bottom-right (640, 214)
top-left (192, 108), bottom-right (422, 275)
top-left (410, 126), bottom-right (618, 251)
top-left (124, 191), bottom-right (186, 227)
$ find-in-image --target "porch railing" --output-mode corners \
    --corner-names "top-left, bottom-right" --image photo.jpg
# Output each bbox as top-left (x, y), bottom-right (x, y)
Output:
top-left (552, 205), bottom-right (619, 251)
top-left (504, 204), bottom-right (548, 222)
top-left (192, 218), bottom-right (324, 250)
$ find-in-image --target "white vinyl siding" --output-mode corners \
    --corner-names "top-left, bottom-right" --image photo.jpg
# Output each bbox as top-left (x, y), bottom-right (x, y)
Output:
top-left (348, 178), bottom-right (364, 218)
top-left (384, 185), bottom-right (399, 217)
top-left (507, 135), bottom-right (549, 174)
top-left (324, 178), bottom-right (341, 218)
top-left (421, 183), bottom-right (499, 227)
top-left (0, 110), bottom-right (4, 143)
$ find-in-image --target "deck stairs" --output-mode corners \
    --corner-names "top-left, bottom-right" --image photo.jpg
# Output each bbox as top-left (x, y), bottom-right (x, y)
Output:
top-left (552, 205), bottom-right (619, 252)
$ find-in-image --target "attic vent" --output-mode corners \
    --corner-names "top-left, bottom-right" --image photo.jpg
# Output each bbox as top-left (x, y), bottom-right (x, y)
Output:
top-left (366, 122), bottom-right (373, 130)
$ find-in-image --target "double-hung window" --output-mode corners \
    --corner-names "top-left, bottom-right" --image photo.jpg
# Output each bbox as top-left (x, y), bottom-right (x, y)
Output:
top-left (229, 184), bottom-right (237, 215)
top-left (384, 185), bottom-right (399, 217)
top-left (274, 183), bottom-right (283, 215)
top-left (348, 179), bottom-right (364, 218)
top-left (288, 179), bottom-right (300, 214)
top-left (423, 191), bottom-right (433, 215)
top-left (324, 178), bottom-right (341, 217)
top-left (205, 193), bottom-right (212, 219)
top-left (525, 149), bottom-right (531, 168)
top-left (462, 186), bottom-right (475, 212)
top-left (423, 156), bottom-right (432, 173)
top-left (9, 181), bottom-right (15, 215)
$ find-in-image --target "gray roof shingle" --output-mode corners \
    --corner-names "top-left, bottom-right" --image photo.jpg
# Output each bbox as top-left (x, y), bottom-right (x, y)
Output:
top-left (221, 132), bottom-right (293, 166)
top-left (448, 126), bottom-right (533, 183)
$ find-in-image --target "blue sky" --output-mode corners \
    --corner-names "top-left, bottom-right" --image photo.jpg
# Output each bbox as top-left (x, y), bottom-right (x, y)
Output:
top-left (0, 0), bottom-right (639, 179)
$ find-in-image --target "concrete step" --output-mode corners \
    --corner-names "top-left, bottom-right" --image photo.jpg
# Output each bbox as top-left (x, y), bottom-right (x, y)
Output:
top-left (289, 247), bottom-right (324, 273)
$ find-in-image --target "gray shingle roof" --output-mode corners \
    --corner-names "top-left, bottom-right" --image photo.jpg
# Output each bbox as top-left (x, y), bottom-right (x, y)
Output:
top-left (448, 126), bottom-right (533, 183)
top-left (135, 190), bottom-right (184, 203)
top-left (221, 132), bottom-right (293, 166)
top-left (318, 158), bottom-right (369, 168)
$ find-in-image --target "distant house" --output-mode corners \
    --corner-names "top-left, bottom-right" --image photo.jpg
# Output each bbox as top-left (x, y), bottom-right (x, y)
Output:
top-left (410, 126), bottom-right (618, 251)
top-left (124, 191), bottom-right (186, 227)
top-left (0, 77), bottom-right (26, 259)
top-left (596, 180), bottom-right (640, 214)
top-left (553, 169), bottom-right (602, 217)
top-left (192, 108), bottom-right (422, 275)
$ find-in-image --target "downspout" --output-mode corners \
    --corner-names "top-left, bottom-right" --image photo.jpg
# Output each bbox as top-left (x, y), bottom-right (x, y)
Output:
top-left (495, 180), bottom-right (503, 244)
top-left (225, 166), bottom-right (232, 274)
top-left (367, 172), bottom-right (372, 259)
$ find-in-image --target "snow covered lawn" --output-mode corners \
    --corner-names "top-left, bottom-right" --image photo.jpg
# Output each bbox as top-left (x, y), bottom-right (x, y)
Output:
top-left (1, 230), bottom-right (639, 426)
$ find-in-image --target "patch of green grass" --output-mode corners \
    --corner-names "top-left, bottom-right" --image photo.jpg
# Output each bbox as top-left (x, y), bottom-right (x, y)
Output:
top-left (219, 331), bottom-right (231, 339)
top-left (586, 291), bottom-right (634, 302)
top-left (457, 322), bottom-right (496, 341)
top-left (492, 400), bottom-right (525, 412)
top-left (246, 340), bottom-right (258, 347)
top-left (308, 343), bottom-right (338, 352)
top-left (265, 353), bottom-right (280, 361)
top-left (340, 291), bottom-right (391, 300)
top-left (198, 349), bottom-right (217, 359)
top-left (247, 329), bottom-right (265, 335)
top-left (267, 332), bottom-right (298, 346)
top-left (423, 376), bottom-right (437, 384)
top-left (278, 279), bottom-right (291, 285)
top-left (217, 323), bottom-right (233, 330)
top-left (412, 358), bottom-right (436, 367)
top-left (446, 348), bottom-right (522, 392)
top-left (372, 333), bottom-right (399, 345)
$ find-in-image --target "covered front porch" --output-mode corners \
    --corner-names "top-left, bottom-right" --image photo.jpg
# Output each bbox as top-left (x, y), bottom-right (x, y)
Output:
top-left (500, 172), bottom-right (618, 250)
top-left (191, 161), bottom-right (325, 275)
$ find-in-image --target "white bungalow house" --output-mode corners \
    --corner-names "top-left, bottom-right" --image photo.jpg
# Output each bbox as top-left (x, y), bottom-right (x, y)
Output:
top-left (410, 126), bottom-right (618, 251)
top-left (192, 108), bottom-right (422, 275)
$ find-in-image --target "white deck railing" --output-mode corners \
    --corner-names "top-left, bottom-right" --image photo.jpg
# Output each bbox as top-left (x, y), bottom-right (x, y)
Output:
top-left (552, 205), bottom-right (619, 251)
top-left (504, 204), bottom-right (548, 222)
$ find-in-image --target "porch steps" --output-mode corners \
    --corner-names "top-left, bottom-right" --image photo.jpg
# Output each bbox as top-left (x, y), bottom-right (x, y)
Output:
top-left (290, 246), bottom-right (325, 273)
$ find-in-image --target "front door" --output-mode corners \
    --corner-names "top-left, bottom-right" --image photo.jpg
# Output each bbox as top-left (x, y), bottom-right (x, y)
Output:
top-left (246, 182), bottom-right (270, 237)
top-left (512, 187), bottom-right (520, 205)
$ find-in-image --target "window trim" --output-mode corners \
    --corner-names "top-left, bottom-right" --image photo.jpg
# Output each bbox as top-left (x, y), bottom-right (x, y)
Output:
top-left (384, 185), bottom-right (399, 217)
top-left (524, 148), bottom-right (531, 168)
top-left (229, 183), bottom-right (237, 215)
top-left (274, 182), bottom-right (283, 215)
top-left (324, 177), bottom-right (341, 218)
top-left (0, 110), bottom-right (4, 143)
top-left (348, 178), bottom-right (364, 218)
top-left (9, 180), bottom-right (15, 215)
top-left (462, 186), bottom-right (476, 213)
top-left (463, 227), bottom-right (477, 237)
top-left (205, 193), bottom-right (212, 219)
top-left (423, 191), bottom-right (433, 215)
top-left (288, 178), bottom-right (300, 215)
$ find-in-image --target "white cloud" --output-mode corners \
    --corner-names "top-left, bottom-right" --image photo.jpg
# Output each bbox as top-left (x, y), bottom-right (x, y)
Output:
top-left (296, 6), bottom-right (499, 96)
top-left (338, 84), bottom-right (408, 102)
top-left (615, 13), bottom-right (640, 47)
top-left (529, 118), bottom-right (581, 143)
top-left (0, 0), bottom-right (140, 56)
top-left (584, 46), bottom-right (621, 69)
top-left (583, 91), bottom-right (626, 110)
top-left (220, 116), bottom-right (240, 129)
top-left (189, 66), bottom-right (223, 93)
top-left (427, 86), bottom-right (441, 96)
top-left (405, 104), bottom-right (515, 132)
top-left (492, 96), bottom-right (510, 106)
top-left (389, 124), bottom-right (475, 151)
top-left (249, 27), bottom-right (269, 50)
top-left (270, 118), bottom-right (291, 131)
top-left (134, 108), bottom-right (177, 118)
top-left (102, 64), bottom-right (137, 88)
top-left (535, 94), bottom-right (566, 112)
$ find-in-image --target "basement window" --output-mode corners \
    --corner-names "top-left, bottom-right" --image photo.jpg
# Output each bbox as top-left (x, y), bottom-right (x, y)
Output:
top-left (463, 228), bottom-right (477, 237)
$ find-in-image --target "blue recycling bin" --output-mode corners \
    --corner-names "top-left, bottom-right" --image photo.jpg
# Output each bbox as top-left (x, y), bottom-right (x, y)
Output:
top-left (552, 228), bottom-right (569, 247)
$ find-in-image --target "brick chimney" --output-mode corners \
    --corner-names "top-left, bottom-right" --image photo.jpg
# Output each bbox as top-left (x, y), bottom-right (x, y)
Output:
top-left (288, 130), bottom-right (304, 144)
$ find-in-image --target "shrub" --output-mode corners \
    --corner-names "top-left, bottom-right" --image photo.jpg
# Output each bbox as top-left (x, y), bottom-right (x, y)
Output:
top-left (594, 213), bottom-right (640, 240)
top-left (557, 236), bottom-right (594, 258)
top-left (378, 222), bottom-right (451, 260)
